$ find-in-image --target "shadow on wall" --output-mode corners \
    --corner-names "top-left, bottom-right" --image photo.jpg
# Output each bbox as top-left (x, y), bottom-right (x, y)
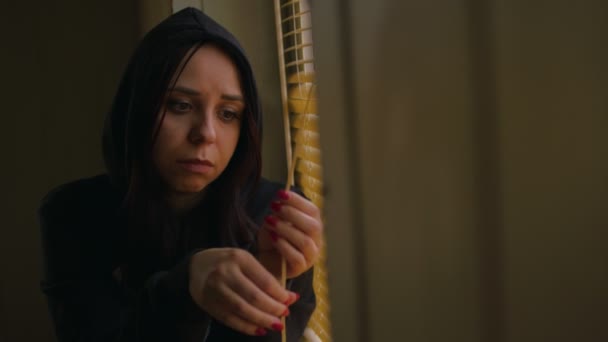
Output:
top-left (2, 1), bottom-right (138, 341)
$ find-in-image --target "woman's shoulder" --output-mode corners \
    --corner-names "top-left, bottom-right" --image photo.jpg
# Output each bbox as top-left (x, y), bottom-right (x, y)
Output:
top-left (40, 174), bottom-right (113, 213)
top-left (38, 174), bottom-right (119, 219)
top-left (39, 175), bottom-right (124, 287)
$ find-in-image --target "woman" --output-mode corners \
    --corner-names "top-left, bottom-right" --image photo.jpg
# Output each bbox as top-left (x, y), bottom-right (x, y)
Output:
top-left (38, 8), bottom-right (322, 342)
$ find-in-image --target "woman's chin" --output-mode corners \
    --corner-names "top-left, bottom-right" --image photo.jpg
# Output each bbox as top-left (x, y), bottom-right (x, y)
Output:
top-left (173, 180), bottom-right (208, 194)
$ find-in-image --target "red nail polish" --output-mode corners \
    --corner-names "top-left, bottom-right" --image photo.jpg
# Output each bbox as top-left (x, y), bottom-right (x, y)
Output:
top-left (295, 293), bottom-right (301, 301)
top-left (282, 308), bottom-right (290, 317)
top-left (265, 215), bottom-right (278, 227)
top-left (270, 201), bottom-right (282, 212)
top-left (269, 231), bottom-right (278, 242)
top-left (271, 322), bottom-right (284, 331)
top-left (277, 190), bottom-right (289, 200)
top-left (255, 328), bottom-right (267, 336)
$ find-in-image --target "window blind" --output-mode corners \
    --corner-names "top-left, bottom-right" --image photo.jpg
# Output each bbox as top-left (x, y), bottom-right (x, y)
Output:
top-left (274, 1), bottom-right (331, 341)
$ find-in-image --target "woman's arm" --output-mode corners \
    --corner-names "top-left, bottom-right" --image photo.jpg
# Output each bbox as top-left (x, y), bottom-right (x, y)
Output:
top-left (38, 182), bottom-right (208, 342)
top-left (40, 218), bottom-right (210, 342)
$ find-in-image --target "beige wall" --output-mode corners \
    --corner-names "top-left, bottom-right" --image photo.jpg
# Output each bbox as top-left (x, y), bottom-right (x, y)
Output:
top-left (496, 2), bottom-right (608, 340)
top-left (314, 1), bottom-right (608, 341)
top-left (138, 0), bottom-right (172, 36)
top-left (202, 0), bottom-right (287, 182)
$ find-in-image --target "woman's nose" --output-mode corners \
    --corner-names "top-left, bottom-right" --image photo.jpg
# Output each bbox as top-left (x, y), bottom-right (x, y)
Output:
top-left (189, 110), bottom-right (217, 144)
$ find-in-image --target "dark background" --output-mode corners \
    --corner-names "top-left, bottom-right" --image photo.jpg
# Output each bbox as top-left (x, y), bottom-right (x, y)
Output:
top-left (1, 1), bottom-right (139, 340)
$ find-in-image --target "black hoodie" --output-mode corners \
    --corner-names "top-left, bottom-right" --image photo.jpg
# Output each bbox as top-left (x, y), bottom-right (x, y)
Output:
top-left (38, 8), bottom-right (315, 342)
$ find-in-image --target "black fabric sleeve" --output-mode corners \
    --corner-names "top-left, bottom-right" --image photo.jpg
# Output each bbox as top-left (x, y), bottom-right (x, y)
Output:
top-left (285, 266), bottom-right (316, 341)
top-left (38, 188), bottom-right (209, 342)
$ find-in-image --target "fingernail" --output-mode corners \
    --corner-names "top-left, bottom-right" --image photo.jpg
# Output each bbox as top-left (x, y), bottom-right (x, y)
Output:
top-left (270, 201), bottom-right (283, 212)
top-left (269, 230), bottom-right (278, 242)
top-left (277, 190), bottom-right (289, 200)
top-left (284, 292), bottom-right (298, 305)
top-left (282, 308), bottom-right (290, 317)
top-left (271, 322), bottom-right (284, 331)
top-left (265, 215), bottom-right (278, 227)
top-left (255, 328), bottom-right (267, 336)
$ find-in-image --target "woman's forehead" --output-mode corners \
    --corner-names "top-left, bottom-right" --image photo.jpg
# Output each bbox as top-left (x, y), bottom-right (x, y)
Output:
top-left (169, 44), bottom-right (243, 96)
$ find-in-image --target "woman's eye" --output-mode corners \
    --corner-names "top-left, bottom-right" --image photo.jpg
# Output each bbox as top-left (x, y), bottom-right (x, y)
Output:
top-left (218, 109), bottom-right (240, 122)
top-left (167, 99), bottom-right (192, 113)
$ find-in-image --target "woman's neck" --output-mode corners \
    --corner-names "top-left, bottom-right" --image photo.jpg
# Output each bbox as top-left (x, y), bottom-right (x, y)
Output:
top-left (166, 190), bottom-right (205, 214)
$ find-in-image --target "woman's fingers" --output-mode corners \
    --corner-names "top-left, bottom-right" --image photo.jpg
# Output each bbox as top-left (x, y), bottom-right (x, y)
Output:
top-left (203, 282), bottom-right (261, 335)
top-left (227, 267), bottom-right (289, 318)
top-left (264, 215), bottom-right (319, 267)
top-left (259, 190), bottom-right (324, 278)
top-left (270, 202), bottom-right (322, 242)
top-left (229, 248), bottom-right (295, 306)
top-left (276, 190), bottom-right (321, 219)
top-left (189, 248), bottom-right (295, 336)
top-left (271, 235), bottom-right (310, 278)
top-left (206, 281), bottom-right (284, 335)
top-left (272, 190), bottom-right (323, 246)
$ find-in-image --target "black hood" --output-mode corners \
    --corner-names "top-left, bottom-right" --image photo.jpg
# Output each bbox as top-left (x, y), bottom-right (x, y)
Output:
top-left (102, 7), bottom-right (262, 192)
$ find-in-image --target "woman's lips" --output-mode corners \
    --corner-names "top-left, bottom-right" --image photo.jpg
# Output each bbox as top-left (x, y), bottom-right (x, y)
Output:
top-left (177, 159), bottom-right (214, 174)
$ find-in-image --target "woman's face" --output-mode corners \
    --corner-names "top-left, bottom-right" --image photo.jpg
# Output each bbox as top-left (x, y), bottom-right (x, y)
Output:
top-left (152, 44), bottom-right (244, 204)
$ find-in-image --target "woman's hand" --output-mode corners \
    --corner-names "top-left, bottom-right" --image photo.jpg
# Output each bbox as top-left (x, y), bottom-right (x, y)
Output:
top-left (188, 248), bottom-right (298, 336)
top-left (258, 190), bottom-right (323, 279)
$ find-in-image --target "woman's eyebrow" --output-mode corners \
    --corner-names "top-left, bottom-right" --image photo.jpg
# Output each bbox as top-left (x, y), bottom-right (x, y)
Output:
top-left (169, 86), bottom-right (243, 102)
top-left (170, 86), bottom-right (199, 96)
top-left (221, 94), bottom-right (244, 102)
